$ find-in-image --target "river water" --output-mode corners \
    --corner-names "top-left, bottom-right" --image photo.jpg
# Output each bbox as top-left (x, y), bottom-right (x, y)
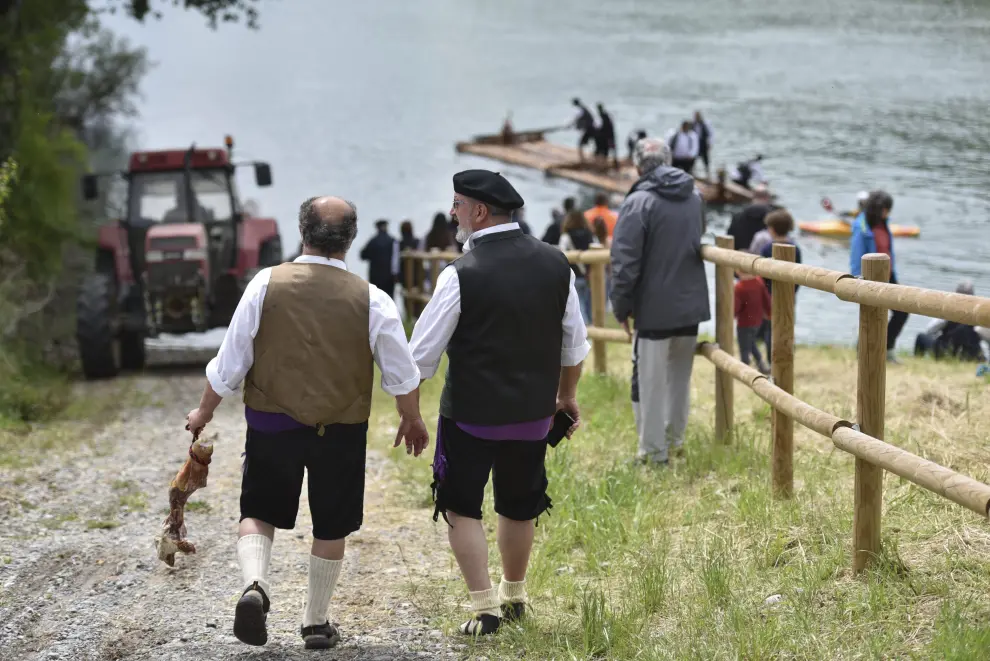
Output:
top-left (107, 0), bottom-right (990, 349)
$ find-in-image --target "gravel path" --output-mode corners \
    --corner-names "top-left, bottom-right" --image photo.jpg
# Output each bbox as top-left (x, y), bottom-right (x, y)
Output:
top-left (0, 367), bottom-right (471, 661)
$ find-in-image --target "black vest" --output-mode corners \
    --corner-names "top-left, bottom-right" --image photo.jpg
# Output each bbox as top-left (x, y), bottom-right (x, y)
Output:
top-left (439, 229), bottom-right (571, 424)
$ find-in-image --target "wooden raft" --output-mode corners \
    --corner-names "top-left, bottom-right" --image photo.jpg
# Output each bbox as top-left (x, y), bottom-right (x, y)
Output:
top-left (455, 127), bottom-right (761, 205)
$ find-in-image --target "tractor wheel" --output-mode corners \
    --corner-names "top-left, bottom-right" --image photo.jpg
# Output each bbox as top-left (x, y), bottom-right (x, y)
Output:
top-left (120, 330), bottom-right (145, 371)
top-left (76, 272), bottom-right (121, 380)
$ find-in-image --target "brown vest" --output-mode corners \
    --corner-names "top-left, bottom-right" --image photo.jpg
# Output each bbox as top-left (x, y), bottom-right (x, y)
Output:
top-left (243, 262), bottom-right (373, 426)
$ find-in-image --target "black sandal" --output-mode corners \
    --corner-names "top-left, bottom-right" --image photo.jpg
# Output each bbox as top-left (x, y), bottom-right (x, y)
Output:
top-left (301, 621), bottom-right (342, 650)
top-left (501, 601), bottom-right (526, 623)
top-left (459, 613), bottom-right (501, 636)
top-left (233, 581), bottom-right (270, 646)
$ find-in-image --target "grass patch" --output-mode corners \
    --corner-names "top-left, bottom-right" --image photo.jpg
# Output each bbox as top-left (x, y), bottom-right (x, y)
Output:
top-left (40, 512), bottom-right (78, 529)
top-left (85, 519), bottom-right (120, 530)
top-left (371, 343), bottom-right (990, 659)
top-left (0, 377), bottom-right (148, 470)
top-left (186, 501), bottom-right (211, 513)
top-left (118, 493), bottom-right (146, 512)
top-left (114, 479), bottom-right (147, 511)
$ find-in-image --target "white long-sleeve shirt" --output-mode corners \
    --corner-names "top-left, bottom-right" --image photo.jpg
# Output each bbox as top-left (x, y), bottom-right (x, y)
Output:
top-left (671, 130), bottom-right (699, 160)
top-left (409, 223), bottom-right (591, 379)
top-left (206, 255), bottom-right (420, 398)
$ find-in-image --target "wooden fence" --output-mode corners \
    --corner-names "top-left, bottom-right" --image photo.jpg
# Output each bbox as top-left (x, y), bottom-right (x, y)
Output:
top-left (401, 239), bottom-right (990, 572)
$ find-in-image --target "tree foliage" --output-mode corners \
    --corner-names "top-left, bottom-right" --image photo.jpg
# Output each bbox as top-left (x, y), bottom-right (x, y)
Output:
top-left (0, 0), bottom-right (262, 418)
top-left (93, 0), bottom-right (261, 28)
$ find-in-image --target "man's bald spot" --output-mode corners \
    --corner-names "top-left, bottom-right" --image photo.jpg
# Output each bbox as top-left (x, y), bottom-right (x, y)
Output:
top-left (310, 196), bottom-right (355, 225)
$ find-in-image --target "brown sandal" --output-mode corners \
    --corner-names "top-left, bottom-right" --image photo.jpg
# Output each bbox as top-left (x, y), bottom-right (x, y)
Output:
top-left (301, 621), bottom-right (342, 650)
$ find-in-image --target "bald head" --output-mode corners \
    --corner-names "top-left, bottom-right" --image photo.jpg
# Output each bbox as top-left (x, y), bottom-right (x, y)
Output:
top-left (299, 195), bottom-right (358, 258)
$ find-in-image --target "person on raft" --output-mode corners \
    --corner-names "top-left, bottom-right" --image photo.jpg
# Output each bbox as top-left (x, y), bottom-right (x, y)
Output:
top-left (571, 98), bottom-right (596, 161)
top-left (627, 128), bottom-right (647, 163)
top-left (594, 103), bottom-right (618, 169)
top-left (730, 155), bottom-right (767, 189)
top-left (185, 196), bottom-right (429, 650)
top-left (409, 169), bottom-right (589, 636)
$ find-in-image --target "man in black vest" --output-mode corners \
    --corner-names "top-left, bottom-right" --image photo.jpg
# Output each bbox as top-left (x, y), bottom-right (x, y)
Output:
top-left (358, 219), bottom-right (399, 298)
top-left (409, 169), bottom-right (590, 636)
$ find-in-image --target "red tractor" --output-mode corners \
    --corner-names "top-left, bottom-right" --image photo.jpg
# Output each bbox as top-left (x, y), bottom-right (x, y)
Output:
top-left (77, 136), bottom-right (283, 379)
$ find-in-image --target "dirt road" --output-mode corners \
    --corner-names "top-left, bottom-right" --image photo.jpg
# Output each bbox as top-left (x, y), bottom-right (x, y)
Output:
top-left (0, 365), bottom-right (468, 660)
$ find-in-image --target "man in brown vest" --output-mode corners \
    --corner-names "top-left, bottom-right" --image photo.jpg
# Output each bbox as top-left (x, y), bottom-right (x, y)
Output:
top-left (185, 196), bottom-right (429, 650)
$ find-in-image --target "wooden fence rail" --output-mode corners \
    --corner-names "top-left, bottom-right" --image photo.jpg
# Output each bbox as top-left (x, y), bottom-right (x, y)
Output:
top-left (400, 238), bottom-right (990, 573)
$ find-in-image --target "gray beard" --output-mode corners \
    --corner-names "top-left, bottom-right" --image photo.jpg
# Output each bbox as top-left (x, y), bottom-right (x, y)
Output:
top-left (455, 226), bottom-right (473, 244)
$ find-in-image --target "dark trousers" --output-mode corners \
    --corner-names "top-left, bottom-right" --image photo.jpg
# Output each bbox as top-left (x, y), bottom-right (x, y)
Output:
top-left (887, 274), bottom-right (909, 350)
top-left (672, 157), bottom-right (695, 173)
top-left (759, 318), bottom-right (772, 359)
top-left (699, 146), bottom-right (710, 172)
top-left (737, 325), bottom-right (766, 368)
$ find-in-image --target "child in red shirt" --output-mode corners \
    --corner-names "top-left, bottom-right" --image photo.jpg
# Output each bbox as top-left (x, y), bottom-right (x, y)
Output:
top-left (734, 272), bottom-right (772, 374)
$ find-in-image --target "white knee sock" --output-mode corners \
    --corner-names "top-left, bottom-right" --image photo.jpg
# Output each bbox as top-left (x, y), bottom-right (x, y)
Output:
top-left (237, 534), bottom-right (272, 598)
top-left (498, 577), bottom-right (528, 604)
top-left (303, 555), bottom-right (343, 627)
top-left (469, 586), bottom-right (500, 618)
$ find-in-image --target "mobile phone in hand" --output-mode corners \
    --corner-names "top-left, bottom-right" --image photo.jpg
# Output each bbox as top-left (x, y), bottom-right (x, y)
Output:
top-left (547, 409), bottom-right (576, 448)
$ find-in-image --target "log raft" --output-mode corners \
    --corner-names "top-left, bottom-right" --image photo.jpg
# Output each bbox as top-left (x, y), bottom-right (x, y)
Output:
top-left (455, 126), bottom-right (762, 205)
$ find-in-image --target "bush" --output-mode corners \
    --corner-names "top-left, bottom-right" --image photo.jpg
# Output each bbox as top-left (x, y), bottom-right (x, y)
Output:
top-left (0, 345), bottom-right (70, 424)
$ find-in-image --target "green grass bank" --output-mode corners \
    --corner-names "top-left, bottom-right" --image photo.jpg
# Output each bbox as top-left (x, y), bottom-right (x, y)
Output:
top-left (372, 342), bottom-right (990, 660)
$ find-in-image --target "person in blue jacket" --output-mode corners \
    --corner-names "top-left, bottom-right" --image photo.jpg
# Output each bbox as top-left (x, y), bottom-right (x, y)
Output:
top-left (849, 190), bottom-right (908, 363)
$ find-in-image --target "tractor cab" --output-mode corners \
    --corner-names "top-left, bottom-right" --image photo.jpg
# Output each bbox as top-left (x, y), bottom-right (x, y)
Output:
top-left (77, 136), bottom-right (282, 379)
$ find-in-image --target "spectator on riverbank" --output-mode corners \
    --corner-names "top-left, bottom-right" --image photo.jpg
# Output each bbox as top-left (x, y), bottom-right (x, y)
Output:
top-left (544, 197), bottom-right (575, 245)
top-left (728, 185), bottom-right (774, 253)
top-left (611, 137), bottom-right (710, 466)
top-left (756, 209), bottom-right (803, 357)
top-left (735, 271), bottom-right (771, 375)
top-left (422, 213), bottom-right (457, 291)
top-left (850, 190), bottom-right (907, 363)
top-left (398, 220), bottom-right (423, 318)
top-left (399, 220), bottom-right (418, 252)
top-left (359, 219), bottom-right (400, 300)
top-left (914, 280), bottom-right (988, 362)
top-left (592, 216), bottom-right (613, 307)
top-left (559, 210), bottom-right (600, 323)
top-left (584, 192), bottom-right (618, 239)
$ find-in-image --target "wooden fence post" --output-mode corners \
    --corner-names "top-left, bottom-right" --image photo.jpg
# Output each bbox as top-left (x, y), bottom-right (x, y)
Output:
top-left (429, 249), bottom-right (441, 296)
top-left (403, 252), bottom-right (415, 320)
top-left (853, 253), bottom-right (890, 574)
top-left (771, 243), bottom-right (796, 498)
top-left (590, 261), bottom-right (607, 374)
top-left (714, 235), bottom-right (735, 443)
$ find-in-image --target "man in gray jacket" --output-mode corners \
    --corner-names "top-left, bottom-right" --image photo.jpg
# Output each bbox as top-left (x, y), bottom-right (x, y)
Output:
top-left (610, 138), bottom-right (711, 465)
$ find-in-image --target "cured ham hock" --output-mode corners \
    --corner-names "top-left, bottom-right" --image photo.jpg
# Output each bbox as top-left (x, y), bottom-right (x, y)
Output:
top-left (155, 434), bottom-right (215, 567)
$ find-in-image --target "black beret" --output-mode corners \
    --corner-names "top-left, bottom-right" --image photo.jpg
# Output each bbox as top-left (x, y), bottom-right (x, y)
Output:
top-left (452, 169), bottom-right (524, 211)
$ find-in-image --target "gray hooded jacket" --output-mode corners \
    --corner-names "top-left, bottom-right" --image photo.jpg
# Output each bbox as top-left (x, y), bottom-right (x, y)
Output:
top-left (609, 165), bottom-right (711, 331)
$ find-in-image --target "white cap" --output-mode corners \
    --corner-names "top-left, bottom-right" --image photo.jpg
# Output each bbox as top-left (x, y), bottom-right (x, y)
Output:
top-left (856, 191), bottom-right (869, 202)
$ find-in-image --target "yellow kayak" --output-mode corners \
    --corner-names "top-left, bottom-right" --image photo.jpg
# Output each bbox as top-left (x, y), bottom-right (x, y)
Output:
top-left (798, 219), bottom-right (921, 238)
